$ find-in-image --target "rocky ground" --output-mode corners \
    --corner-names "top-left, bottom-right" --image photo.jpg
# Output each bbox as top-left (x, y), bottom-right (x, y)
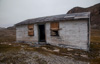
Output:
top-left (0, 42), bottom-right (89, 64)
top-left (0, 41), bottom-right (100, 64)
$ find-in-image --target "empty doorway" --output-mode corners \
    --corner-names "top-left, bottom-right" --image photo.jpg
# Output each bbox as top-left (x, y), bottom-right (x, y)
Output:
top-left (38, 24), bottom-right (46, 42)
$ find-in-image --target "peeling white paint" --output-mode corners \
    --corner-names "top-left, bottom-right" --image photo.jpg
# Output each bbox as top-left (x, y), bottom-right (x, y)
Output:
top-left (16, 20), bottom-right (89, 50)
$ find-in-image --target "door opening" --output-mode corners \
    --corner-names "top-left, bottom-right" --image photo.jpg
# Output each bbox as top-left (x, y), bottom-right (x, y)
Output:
top-left (38, 24), bottom-right (46, 42)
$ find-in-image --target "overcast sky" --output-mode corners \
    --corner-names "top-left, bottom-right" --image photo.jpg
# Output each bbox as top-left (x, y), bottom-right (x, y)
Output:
top-left (0, 0), bottom-right (100, 28)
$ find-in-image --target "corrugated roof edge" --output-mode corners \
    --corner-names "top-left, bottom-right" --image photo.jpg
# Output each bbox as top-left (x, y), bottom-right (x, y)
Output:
top-left (15, 12), bottom-right (90, 26)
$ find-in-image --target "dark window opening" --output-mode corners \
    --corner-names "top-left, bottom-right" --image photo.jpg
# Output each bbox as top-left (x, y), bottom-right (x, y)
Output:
top-left (51, 30), bottom-right (59, 36)
top-left (38, 25), bottom-right (46, 42)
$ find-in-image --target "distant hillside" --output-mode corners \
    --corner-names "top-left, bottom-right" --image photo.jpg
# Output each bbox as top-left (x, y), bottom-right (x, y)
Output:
top-left (7, 26), bottom-right (16, 30)
top-left (0, 26), bottom-right (16, 42)
top-left (67, 3), bottom-right (100, 29)
top-left (0, 27), bottom-right (6, 30)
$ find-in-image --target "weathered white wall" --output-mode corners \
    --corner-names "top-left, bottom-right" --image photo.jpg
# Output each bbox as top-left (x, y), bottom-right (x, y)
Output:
top-left (16, 24), bottom-right (38, 42)
top-left (46, 20), bottom-right (88, 50)
top-left (16, 20), bottom-right (88, 50)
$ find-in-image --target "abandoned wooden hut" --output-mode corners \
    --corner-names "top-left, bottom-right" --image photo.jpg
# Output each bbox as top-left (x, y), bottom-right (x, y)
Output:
top-left (15, 12), bottom-right (90, 51)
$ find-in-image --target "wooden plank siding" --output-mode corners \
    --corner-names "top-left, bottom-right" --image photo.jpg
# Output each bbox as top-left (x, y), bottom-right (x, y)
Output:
top-left (28, 24), bottom-right (34, 36)
top-left (50, 22), bottom-right (59, 30)
top-left (50, 22), bottom-right (59, 36)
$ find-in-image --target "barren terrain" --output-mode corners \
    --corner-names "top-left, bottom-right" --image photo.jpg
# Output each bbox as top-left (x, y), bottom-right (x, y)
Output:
top-left (0, 28), bottom-right (100, 64)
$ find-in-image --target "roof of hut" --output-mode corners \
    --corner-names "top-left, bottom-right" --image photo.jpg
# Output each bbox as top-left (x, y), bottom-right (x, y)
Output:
top-left (15, 12), bottom-right (90, 26)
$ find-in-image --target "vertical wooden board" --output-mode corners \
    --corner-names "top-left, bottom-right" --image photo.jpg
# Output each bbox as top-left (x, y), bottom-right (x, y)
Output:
top-left (28, 30), bottom-right (34, 36)
top-left (51, 22), bottom-right (59, 29)
top-left (28, 24), bottom-right (34, 36)
top-left (28, 24), bottom-right (34, 29)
